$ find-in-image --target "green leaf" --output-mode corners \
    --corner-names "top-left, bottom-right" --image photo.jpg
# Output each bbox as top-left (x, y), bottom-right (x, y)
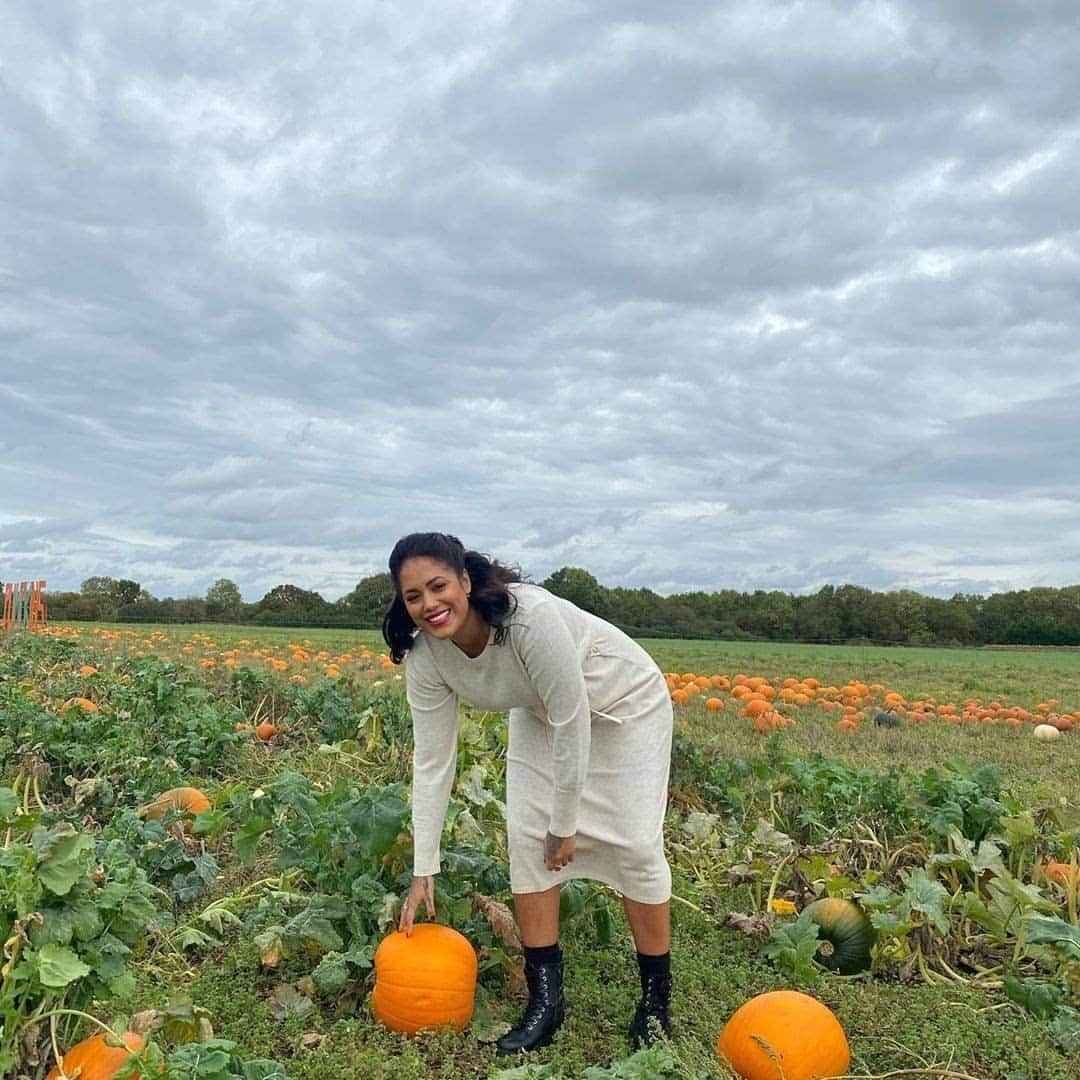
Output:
top-left (34, 942), bottom-right (92, 987)
top-left (593, 904), bottom-right (615, 946)
top-left (581, 1043), bottom-right (680, 1077)
top-left (190, 809), bottom-right (230, 837)
top-left (764, 909), bottom-right (820, 982)
top-left (108, 970), bottom-right (138, 1000)
top-left (239, 1062), bottom-right (288, 1080)
top-left (903, 869), bottom-right (950, 936)
top-left (174, 927), bottom-right (217, 951)
top-left (870, 911), bottom-right (914, 937)
top-left (70, 902), bottom-right (105, 942)
top-left (311, 952), bottom-right (350, 994)
top-left (491, 1064), bottom-right (563, 1079)
top-left (927, 802), bottom-right (964, 837)
top-left (1004, 974), bottom-right (1061, 1019)
top-left (1024, 915), bottom-right (1080, 961)
top-left (268, 982), bottom-right (314, 1019)
top-left (1047, 1010), bottom-right (1080, 1054)
top-left (0, 786), bottom-right (18, 820)
top-left (197, 906), bottom-right (242, 936)
top-left (999, 813), bottom-right (1037, 848)
top-left (35, 826), bottom-right (95, 896)
top-left (681, 811), bottom-right (720, 843)
top-left (233, 817), bottom-right (272, 865)
top-left (750, 818), bottom-right (794, 854)
top-left (559, 879), bottom-right (590, 920)
top-left (349, 785), bottom-right (408, 860)
top-left (165, 1038), bottom-right (236, 1079)
top-left (161, 994), bottom-right (215, 1045)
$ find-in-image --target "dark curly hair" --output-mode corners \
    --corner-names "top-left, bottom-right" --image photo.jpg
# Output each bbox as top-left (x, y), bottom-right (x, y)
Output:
top-left (382, 532), bottom-right (522, 663)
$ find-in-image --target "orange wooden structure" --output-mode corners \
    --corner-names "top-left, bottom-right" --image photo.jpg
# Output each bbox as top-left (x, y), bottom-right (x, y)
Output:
top-left (2, 580), bottom-right (47, 631)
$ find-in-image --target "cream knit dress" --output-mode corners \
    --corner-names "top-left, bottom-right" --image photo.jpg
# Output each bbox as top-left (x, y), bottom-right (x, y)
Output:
top-left (405, 583), bottom-right (673, 904)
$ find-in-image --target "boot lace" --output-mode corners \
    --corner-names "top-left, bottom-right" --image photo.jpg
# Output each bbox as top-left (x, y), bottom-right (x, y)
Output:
top-left (521, 966), bottom-right (555, 1032)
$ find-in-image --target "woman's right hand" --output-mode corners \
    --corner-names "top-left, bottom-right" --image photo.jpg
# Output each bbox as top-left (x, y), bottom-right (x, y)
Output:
top-left (398, 874), bottom-right (436, 936)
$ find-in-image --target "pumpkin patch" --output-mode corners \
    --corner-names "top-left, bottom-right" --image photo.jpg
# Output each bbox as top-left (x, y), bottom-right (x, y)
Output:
top-left (3, 624), bottom-right (1076, 1077)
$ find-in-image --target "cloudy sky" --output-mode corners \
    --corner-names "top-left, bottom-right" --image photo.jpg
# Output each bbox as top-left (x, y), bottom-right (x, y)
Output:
top-left (3, 1), bottom-right (1079, 603)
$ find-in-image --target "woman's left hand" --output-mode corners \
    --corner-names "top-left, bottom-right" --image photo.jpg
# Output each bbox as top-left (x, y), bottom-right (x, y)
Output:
top-left (544, 832), bottom-right (576, 871)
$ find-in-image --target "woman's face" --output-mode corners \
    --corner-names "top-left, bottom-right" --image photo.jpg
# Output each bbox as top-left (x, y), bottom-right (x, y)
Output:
top-left (398, 556), bottom-right (473, 640)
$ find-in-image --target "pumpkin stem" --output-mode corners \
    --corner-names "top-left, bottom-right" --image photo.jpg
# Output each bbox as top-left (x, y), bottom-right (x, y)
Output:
top-left (669, 892), bottom-right (708, 918)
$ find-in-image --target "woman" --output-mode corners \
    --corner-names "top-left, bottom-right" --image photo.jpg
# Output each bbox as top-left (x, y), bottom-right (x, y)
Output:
top-left (383, 533), bottom-right (674, 1056)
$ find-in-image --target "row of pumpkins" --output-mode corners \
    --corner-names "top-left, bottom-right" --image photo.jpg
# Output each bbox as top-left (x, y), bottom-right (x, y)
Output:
top-left (62, 787), bottom-right (1075, 1078)
top-left (374, 923), bottom-right (855, 1080)
top-left (51, 903), bottom-right (869, 1080)
top-left (49, 921), bottom-right (850, 1080)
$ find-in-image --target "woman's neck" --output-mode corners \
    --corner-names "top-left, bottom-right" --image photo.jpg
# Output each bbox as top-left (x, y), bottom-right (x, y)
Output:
top-left (452, 608), bottom-right (491, 658)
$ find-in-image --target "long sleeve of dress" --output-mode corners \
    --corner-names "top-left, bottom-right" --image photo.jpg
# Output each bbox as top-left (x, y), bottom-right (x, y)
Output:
top-left (405, 647), bottom-right (459, 877)
top-left (513, 598), bottom-right (592, 838)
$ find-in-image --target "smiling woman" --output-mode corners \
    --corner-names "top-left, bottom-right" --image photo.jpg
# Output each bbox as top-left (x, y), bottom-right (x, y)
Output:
top-left (381, 532), bottom-right (675, 1056)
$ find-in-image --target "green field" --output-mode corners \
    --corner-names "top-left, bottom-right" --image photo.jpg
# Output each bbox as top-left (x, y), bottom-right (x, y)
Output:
top-left (2, 625), bottom-right (1077, 1078)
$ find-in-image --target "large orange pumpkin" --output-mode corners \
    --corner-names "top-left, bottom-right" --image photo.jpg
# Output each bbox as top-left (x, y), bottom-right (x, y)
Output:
top-left (46, 1031), bottom-right (145, 1080)
top-left (717, 990), bottom-right (850, 1080)
top-left (138, 787), bottom-right (211, 822)
top-left (371, 924), bottom-right (477, 1036)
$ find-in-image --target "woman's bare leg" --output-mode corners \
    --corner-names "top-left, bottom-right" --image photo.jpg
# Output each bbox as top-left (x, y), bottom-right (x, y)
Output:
top-left (620, 896), bottom-right (671, 954)
top-left (513, 885), bottom-right (561, 947)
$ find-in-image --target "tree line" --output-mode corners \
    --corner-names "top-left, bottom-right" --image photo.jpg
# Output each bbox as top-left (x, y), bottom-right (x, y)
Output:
top-left (32, 570), bottom-right (1080, 646)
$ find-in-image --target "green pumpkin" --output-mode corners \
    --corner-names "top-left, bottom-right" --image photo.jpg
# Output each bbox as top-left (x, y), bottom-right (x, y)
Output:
top-left (803, 897), bottom-right (876, 974)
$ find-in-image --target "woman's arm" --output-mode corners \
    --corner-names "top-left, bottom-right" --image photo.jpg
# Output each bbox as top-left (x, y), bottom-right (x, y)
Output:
top-left (514, 599), bottom-right (591, 838)
top-left (405, 648), bottom-right (460, 878)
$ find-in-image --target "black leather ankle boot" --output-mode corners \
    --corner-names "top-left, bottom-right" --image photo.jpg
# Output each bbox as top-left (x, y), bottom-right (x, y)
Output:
top-left (628, 969), bottom-right (672, 1048)
top-left (495, 957), bottom-right (565, 1056)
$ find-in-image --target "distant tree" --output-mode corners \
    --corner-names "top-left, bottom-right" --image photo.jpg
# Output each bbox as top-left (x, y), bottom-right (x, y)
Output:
top-left (206, 578), bottom-right (244, 621)
top-left (924, 595), bottom-right (978, 645)
top-left (542, 567), bottom-right (607, 616)
top-left (338, 573), bottom-right (395, 627)
top-left (42, 590), bottom-right (98, 621)
top-left (255, 584), bottom-right (330, 623)
top-left (79, 576), bottom-right (119, 620)
top-left (173, 597), bottom-right (208, 622)
top-left (114, 579), bottom-right (142, 606)
top-left (80, 576), bottom-right (117, 598)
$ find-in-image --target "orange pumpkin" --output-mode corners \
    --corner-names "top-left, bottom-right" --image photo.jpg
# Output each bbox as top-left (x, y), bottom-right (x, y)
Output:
top-left (717, 989), bottom-right (850, 1080)
top-left (138, 786), bottom-right (211, 823)
top-left (255, 721), bottom-right (278, 741)
top-left (60, 696), bottom-right (99, 715)
top-left (372, 924), bottom-right (477, 1036)
top-left (46, 1031), bottom-right (145, 1080)
top-left (1044, 860), bottom-right (1079, 890)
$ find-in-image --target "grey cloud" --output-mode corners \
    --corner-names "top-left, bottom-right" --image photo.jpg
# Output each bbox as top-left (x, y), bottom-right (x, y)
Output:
top-left (3, 1), bottom-right (1079, 599)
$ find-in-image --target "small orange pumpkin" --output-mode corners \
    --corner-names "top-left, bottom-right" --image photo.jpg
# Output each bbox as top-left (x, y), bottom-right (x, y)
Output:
top-left (254, 721), bottom-right (278, 741)
top-left (46, 1030), bottom-right (145, 1080)
top-left (1044, 860), bottom-right (1079, 890)
top-left (717, 989), bottom-right (850, 1080)
top-left (372, 923), bottom-right (477, 1036)
top-left (60, 696), bottom-right (100, 715)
